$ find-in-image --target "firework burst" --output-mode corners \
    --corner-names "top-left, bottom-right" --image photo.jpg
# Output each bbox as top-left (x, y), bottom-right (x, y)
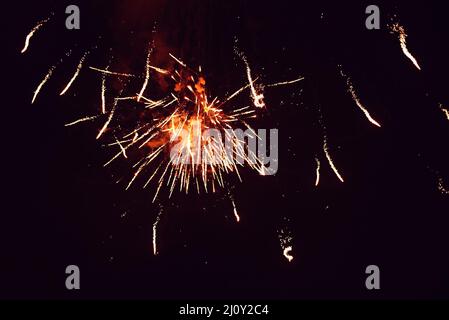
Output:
top-left (22, 6), bottom-right (446, 262)
top-left (83, 51), bottom-right (299, 203)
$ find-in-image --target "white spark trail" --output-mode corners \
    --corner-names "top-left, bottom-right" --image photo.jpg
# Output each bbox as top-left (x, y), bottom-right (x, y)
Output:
top-left (323, 136), bottom-right (344, 183)
top-left (97, 98), bottom-right (118, 139)
top-left (89, 66), bottom-right (136, 78)
top-left (391, 23), bottom-right (421, 71)
top-left (339, 68), bottom-right (381, 128)
top-left (65, 115), bottom-right (99, 127)
top-left (60, 52), bottom-right (89, 96)
top-left (235, 48), bottom-right (265, 108)
top-left (266, 77), bottom-right (304, 87)
top-left (153, 207), bottom-right (163, 256)
top-left (149, 65), bottom-right (169, 74)
top-left (231, 198), bottom-right (240, 223)
top-left (221, 82), bottom-right (254, 106)
top-left (32, 66), bottom-right (56, 104)
top-left (315, 157), bottom-right (321, 187)
top-left (243, 57), bottom-right (265, 108)
top-left (101, 71), bottom-right (107, 114)
top-left (169, 53), bottom-right (187, 67)
top-left (21, 15), bottom-right (52, 54)
top-left (137, 46), bottom-right (153, 102)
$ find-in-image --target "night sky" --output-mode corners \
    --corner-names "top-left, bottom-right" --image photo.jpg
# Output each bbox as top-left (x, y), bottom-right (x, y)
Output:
top-left (2, 0), bottom-right (449, 299)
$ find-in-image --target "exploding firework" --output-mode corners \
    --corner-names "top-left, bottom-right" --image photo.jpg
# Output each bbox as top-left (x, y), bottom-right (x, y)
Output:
top-left (84, 50), bottom-right (301, 257)
top-left (81, 51), bottom-right (301, 203)
top-left (22, 6), bottom-right (446, 263)
top-left (22, 14), bottom-right (304, 258)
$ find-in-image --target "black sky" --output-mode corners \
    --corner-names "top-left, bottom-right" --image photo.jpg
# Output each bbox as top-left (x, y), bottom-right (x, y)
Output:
top-left (1, 0), bottom-right (449, 299)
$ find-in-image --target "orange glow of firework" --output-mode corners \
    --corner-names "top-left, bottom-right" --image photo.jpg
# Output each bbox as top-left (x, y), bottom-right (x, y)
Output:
top-left (90, 53), bottom-right (282, 203)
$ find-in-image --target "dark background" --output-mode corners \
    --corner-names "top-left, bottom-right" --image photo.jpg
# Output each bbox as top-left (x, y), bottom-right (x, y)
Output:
top-left (1, 0), bottom-right (448, 299)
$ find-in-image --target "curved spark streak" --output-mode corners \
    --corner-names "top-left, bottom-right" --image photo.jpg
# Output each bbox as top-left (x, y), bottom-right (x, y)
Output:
top-left (21, 16), bottom-right (51, 54)
top-left (245, 60), bottom-right (265, 108)
top-left (279, 225), bottom-right (294, 263)
top-left (315, 157), bottom-right (321, 187)
top-left (236, 49), bottom-right (265, 108)
top-left (340, 69), bottom-right (381, 128)
top-left (137, 46), bottom-right (153, 102)
top-left (65, 115), bottom-right (99, 127)
top-left (438, 103), bottom-right (449, 121)
top-left (60, 52), bottom-right (89, 96)
top-left (391, 23), bottom-right (421, 71)
top-left (32, 66), bottom-right (56, 104)
top-left (97, 99), bottom-right (118, 139)
top-left (323, 137), bottom-right (344, 183)
top-left (231, 199), bottom-right (240, 223)
top-left (283, 246), bottom-right (294, 262)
